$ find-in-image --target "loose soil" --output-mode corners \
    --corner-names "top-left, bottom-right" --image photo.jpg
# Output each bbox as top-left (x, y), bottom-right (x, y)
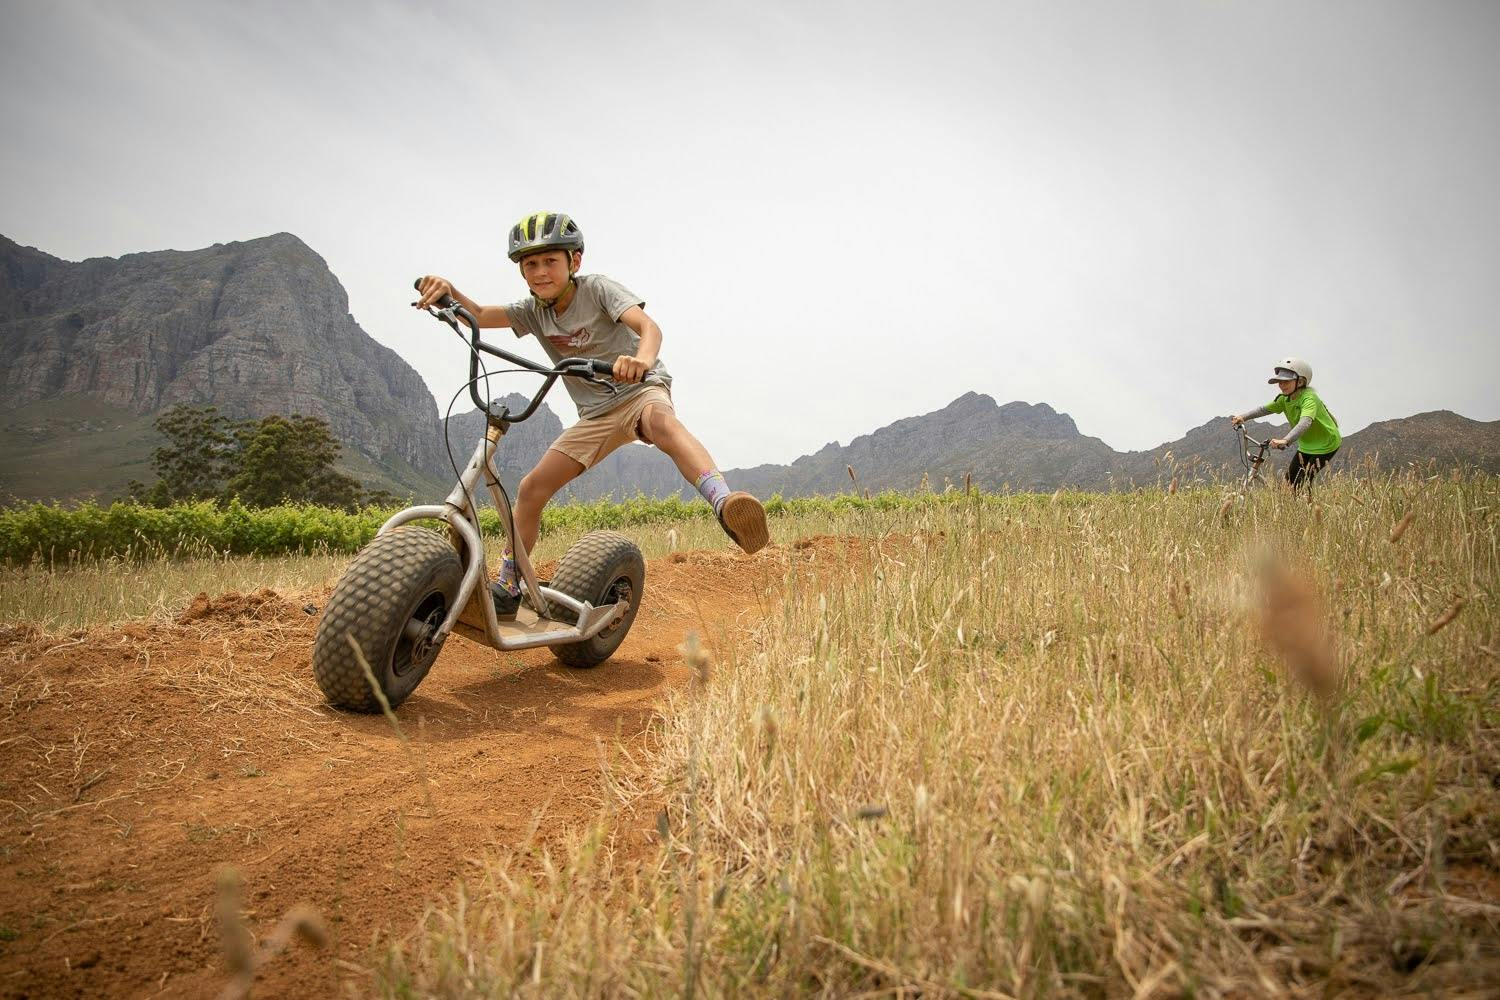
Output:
top-left (0, 541), bottom-right (837, 998)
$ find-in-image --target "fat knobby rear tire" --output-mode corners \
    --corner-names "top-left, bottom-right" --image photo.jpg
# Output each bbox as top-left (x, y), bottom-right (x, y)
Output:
top-left (549, 530), bottom-right (644, 669)
top-left (313, 526), bottom-right (461, 712)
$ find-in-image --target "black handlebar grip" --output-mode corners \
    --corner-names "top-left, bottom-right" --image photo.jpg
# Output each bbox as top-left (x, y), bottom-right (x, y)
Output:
top-left (412, 278), bottom-right (457, 309)
top-left (591, 360), bottom-right (615, 376)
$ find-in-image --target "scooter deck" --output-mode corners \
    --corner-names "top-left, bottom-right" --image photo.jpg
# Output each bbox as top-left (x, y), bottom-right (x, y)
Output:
top-left (494, 604), bottom-right (571, 640)
top-left (451, 590), bottom-right (601, 650)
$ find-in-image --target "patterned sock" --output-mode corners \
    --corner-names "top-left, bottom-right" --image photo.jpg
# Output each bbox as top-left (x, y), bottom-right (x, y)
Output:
top-left (496, 547), bottom-right (521, 596)
top-left (695, 470), bottom-right (731, 515)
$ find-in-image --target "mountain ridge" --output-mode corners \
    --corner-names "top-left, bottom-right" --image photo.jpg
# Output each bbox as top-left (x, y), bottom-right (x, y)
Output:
top-left (4, 231), bottom-right (1495, 504)
top-left (442, 394), bottom-right (1498, 504)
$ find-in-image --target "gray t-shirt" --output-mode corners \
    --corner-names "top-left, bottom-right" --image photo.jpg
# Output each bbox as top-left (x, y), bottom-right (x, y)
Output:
top-left (506, 274), bottom-right (672, 420)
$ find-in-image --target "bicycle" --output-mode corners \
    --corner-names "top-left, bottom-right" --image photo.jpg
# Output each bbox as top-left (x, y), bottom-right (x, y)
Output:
top-left (311, 285), bottom-right (645, 712)
top-left (1234, 422), bottom-right (1272, 492)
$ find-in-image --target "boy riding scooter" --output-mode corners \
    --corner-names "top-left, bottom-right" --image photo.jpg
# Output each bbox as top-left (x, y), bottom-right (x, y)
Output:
top-left (416, 211), bottom-right (770, 618)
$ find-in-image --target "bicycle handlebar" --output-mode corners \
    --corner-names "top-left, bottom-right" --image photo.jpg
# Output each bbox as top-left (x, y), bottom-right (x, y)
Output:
top-left (413, 279), bottom-right (615, 421)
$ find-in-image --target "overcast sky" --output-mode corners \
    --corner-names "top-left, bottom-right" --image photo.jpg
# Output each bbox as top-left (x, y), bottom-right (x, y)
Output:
top-left (3, 0), bottom-right (1497, 468)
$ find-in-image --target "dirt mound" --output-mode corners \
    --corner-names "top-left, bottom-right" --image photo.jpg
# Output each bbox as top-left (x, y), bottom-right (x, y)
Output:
top-left (0, 542), bottom-right (794, 998)
top-left (0, 622), bottom-right (43, 649)
top-left (175, 586), bottom-right (306, 625)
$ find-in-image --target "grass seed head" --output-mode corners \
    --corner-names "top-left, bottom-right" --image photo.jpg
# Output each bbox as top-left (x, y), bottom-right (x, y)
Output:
top-left (215, 868), bottom-right (255, 976)
top-left (1425, 597), bottom-right (1467, 636)
top-left (678, 631), bottom-right (712, 687)
top-left (1257, 559), bottom-right (1340, 699)
top-left (1389, 512), bottom-right (1414, 543)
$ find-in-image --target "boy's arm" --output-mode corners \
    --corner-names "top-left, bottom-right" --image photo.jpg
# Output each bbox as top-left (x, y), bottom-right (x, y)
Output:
top-left (414, 276), bottom-right (513, 329)
top-left (1279, 414), bottom-right (1315, 447)
top-left (613, 305), bottom-right (662, 383)
top-left (1230, 404), bottom-right (1273, 425)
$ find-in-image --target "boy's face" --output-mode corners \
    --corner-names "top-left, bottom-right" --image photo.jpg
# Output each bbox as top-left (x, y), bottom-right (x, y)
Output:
top-left (1276, 378), bottom-right (1299, 394)
top-left (518, 250), bottom-right (578, 299)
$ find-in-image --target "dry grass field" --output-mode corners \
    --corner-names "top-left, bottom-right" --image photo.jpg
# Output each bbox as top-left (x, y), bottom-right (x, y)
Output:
top-left (377, 474), bottom-right (1498, 998)
top-left (1, 473), bottom-right (1495, 997)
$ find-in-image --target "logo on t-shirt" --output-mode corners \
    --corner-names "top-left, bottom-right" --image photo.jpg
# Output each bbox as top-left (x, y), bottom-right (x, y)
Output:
top-left (546, 328), bottom-right (591, 351)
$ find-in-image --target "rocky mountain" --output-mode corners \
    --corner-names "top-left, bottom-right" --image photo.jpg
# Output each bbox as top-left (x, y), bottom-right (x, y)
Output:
top-left (0, 233), bottom-right (444, 500)
top-left (732, 393), bottom-right (1118, 496)
top-left (1339, 411), bottom-right (1500, 474)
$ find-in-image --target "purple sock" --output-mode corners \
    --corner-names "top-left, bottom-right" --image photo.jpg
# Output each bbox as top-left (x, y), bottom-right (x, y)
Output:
top-left (695, 470), bottom-right (731, 514)
top-left (497, 547), bottom-right (520, 595)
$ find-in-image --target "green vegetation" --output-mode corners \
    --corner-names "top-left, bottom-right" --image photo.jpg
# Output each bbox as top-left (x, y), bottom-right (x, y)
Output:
top-left (129, 404), bottom-right (374, 509)
top-left (0, 490), bottom-right (861, 629)
top-left (373, 473), bottom-right (1499, 997)
top-left (0, 488), bottom-right (1046, 565)
top-left (130, 403), bottom-right (238, 505)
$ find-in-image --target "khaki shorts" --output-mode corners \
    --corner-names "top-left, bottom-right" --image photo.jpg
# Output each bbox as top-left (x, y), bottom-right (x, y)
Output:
top-left (549, 386), bottom-right (674, 469)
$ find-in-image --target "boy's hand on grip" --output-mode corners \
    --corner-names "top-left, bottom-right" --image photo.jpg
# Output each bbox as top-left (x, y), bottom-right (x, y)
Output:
top-left (413, 275), bottom-right (454, 309)
top-left (1230, 414), bottom-right (1245, 427)
top-left (613, 355), bottom-right (649, 384)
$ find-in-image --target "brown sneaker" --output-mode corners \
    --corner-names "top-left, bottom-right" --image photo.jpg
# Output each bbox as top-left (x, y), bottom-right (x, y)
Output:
top-left (717, 491), bottom-right (769, 554)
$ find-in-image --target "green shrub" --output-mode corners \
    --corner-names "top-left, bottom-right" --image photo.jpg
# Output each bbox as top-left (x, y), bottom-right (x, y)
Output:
top-left (0, 488), bottom-right (1036, 564)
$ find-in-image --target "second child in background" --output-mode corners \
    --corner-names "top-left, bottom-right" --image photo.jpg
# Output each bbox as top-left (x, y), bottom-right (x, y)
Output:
top-left (1230, 356), bottom-right (1341, 490)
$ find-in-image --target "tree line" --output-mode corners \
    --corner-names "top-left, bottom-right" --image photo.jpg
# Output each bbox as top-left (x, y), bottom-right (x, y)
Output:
top-left (129, 405), bottom-right (400, 510)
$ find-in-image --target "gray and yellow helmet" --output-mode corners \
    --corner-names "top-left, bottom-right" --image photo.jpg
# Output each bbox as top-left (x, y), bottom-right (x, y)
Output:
top-left (507, 211), bottom-right (584, 262)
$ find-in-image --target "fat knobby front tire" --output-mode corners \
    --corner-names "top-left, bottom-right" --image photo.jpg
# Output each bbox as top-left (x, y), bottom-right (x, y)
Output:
top-left (313, 526), bottom-right (461, 712)
top-left (549, 530), bottom-right (644, 669)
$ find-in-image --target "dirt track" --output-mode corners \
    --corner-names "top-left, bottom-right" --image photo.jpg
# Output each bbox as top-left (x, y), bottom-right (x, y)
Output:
top-left (0, 544), bottom-right (793, 998)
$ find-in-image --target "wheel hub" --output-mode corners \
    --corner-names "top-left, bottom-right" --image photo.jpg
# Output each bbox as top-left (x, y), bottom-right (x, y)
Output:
top-left (395, 597), bottom-right (447, 676)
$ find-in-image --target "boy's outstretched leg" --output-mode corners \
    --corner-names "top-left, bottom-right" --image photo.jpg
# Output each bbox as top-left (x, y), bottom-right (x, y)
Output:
top-left (641, 402), bottom-right (769, 554)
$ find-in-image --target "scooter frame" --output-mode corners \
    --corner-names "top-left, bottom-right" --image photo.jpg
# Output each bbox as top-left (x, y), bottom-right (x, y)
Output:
top-left (382, 431), bottom-right (627, 653)
top-left (394, 291), bottom-right (631, 653)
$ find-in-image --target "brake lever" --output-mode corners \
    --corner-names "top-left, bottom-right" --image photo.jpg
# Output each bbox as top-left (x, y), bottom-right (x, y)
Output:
top-left (578, 369), bottom-right (618, 390)
top-left (425, 306), bottom-right (464, 337)
top-left (557, 360), bottom-right (621, 394)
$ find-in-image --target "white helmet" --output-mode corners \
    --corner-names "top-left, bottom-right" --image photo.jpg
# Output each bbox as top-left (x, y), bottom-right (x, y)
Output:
top-left (1268, 356), bottom-right (1312, 386)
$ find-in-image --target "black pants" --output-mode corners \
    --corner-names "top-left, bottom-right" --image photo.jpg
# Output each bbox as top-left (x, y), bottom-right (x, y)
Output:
top-left (1287, 448), bottom-right (1337, 489)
